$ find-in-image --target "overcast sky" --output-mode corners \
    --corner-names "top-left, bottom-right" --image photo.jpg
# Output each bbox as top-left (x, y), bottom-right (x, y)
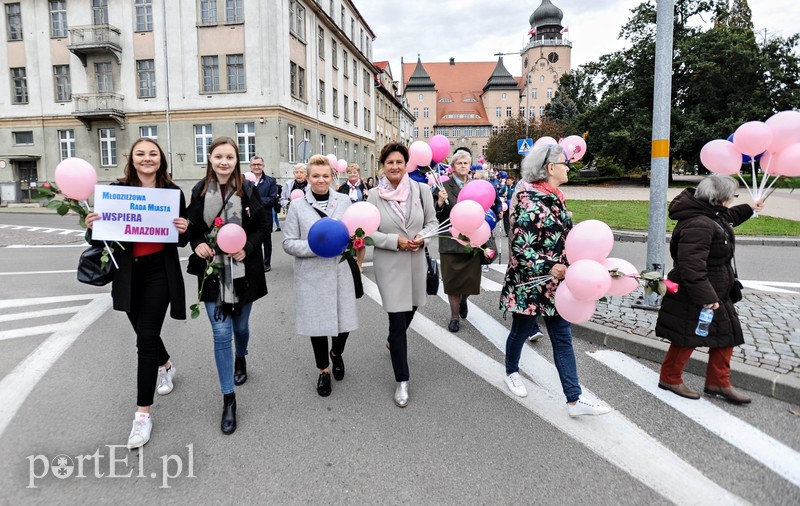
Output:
top-left (357, 0), bottom-right (798, 80)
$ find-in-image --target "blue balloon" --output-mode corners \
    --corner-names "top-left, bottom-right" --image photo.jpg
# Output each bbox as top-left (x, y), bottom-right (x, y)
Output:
top-left (727, 133), bottom-right (764, 164)
top-left (485, 209), bottom-right (497, 231)
top-left (499, 171), bottom-right (508, 179)
top-left (308, 218), bottom-right (350, 258)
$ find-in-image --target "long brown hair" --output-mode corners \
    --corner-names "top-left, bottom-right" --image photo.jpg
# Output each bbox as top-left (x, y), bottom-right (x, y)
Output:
top-left (200, 136), bottom-right (244, 197)
top-left (122, 138), bottom-right (174, 188)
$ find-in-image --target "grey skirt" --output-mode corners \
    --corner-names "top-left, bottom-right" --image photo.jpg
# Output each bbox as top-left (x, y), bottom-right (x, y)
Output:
top-left (440, 252), bottom-right (481, 295)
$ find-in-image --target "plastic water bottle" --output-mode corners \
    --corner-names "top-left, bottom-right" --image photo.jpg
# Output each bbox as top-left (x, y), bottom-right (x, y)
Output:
top-left (695, 308), bottom-right (714, 337)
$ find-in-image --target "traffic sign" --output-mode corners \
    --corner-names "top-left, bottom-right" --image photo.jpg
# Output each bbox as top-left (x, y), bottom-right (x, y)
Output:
top-left (517, 138), bottom-right (533, 155)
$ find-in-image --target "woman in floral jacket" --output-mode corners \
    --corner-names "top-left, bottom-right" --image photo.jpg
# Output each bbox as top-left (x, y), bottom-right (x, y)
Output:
top-left (499, 144), bottom-right (610, 417)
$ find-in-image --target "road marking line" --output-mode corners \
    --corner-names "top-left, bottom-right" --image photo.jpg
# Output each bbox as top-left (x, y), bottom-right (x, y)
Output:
top-left (0, 294), bottom-right (98, 309)
top-left (741, 280), bottom-right (798, 294)
top-left (0, 324), bottom-right (64, 341)
top-left (0, 294), bottom-right (112, 440)
top-left (5, 244), bottom-right (85, 248)
top-left (489, 263), bottom-right (507, 274)
top-left (0, 306), bottom-right (83, 323)
top-left (363, 278), bottom-right (746, 505)
top-left (589, 349), bottom-right (800, 488)
top-left (747, 281), bottom-right (800, 288)
top-left (0, 269), bottom-right (76, 276)
top-left (0, 224), bottom-right (83, 235)
top-left (480, 276), bottom-right (503, 292)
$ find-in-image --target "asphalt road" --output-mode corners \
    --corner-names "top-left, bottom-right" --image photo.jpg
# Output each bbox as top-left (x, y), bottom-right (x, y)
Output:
top-left (0, 214), bottom-right (798, 504)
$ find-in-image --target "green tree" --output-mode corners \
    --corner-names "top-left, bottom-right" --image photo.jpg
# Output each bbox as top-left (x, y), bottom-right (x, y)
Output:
top-left (729, 0), bottom-right (754, 31)
top-left (543, 92), bottom-right (578, 123)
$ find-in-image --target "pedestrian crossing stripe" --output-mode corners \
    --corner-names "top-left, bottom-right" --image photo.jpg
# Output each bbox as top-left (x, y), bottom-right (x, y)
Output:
top-left (0, 224), bottom-right (84, 236)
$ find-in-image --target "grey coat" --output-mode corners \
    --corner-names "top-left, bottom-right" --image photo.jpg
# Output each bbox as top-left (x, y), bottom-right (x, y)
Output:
top-left (367, 181), bottom-right (439, 313)
top-left (282, 190), bottom-right (357, 336)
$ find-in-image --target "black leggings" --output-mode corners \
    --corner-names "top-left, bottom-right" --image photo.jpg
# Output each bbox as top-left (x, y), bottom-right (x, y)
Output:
top-left (387, 308), bottom-right (417, 382)
top-left (310, 332), bottom-right (349, 370)
top-left (126, 252), bottom-right (171, 407)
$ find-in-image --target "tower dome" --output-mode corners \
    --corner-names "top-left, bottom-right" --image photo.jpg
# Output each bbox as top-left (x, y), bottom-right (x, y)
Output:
top-left (529, 0), bottom-right (563, 29)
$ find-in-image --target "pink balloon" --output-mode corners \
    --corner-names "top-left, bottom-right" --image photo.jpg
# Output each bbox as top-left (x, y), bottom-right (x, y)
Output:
top-left (290, 189), bottom-right (305, 200)
top-left (54, 157), bottom-right (98, 201)
top-left (336, 159), bottom-right (348, 173)
top-left (467, 221), bottom-right (492, 247)
top-left (700, 139), bottom-right (742, 175)
top-left (533, 136), bottom-right (557, 149)
top-left (564, 259), bottom-right (612, 302)
top-left (501, 201), bottom-right (508, 212)
top-left (457, 179), bottom-right (496, 211)
top-left (449, 200), bottom-right (485, 233)
top-left (406, 161), bottom-right (419, 173)
top-left (327, 154), bottom-right (337, 167)
top-left (554, 283), bottom-right (597, 324)
top-left (439, 175), bottom-right (450, 183)
top-left (564, 219), bottom-right (614, 263)
top-left (428, 135), bottom-right (450, 163)
top-left (765, 110), bottom-right (800, 153)
top-left (733, 121), bottom-right (773, 157)
top-left (449, 226), bottom-right (469, 246)
top-left (409, 141), bottom-right (433, 168)
top-left (217, 223), bottom-right (247, 254)
top-left (244, 171), bottom-right (257, 182)
top-left (769, 143), bottom-right (800, 177)
top-left (560, 135), bottom-right (587, 162)
top-left (602, 257), bottom-right (640, 297)
top-left (341, 201), bottom-right (381, 236)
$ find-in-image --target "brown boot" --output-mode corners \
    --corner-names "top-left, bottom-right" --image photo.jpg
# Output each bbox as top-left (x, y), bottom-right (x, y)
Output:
top-left (658, 382), bottom-right (701, 399)
top-left (704, 384), bottom-right (751, 405)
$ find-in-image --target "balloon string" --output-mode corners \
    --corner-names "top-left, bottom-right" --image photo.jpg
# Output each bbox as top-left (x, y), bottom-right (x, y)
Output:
top-left (758, 154), bottom-right (774, 198)
top-left (82, 199), bottom-right (119, 269)
top-left (761, 176), bottom-right (781, 202)
top-left (737, 174), bottom-right (755, 201)
top-left (516, 275), bottom-right (553, 288)
top-left (749, 159), bottom-right (758, 200)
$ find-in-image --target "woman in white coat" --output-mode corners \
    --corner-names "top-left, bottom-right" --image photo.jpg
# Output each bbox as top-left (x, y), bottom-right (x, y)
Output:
top-left (367, 143), bottom-right (438, 407)
top-left (283, 155), bottom-right (357, 397)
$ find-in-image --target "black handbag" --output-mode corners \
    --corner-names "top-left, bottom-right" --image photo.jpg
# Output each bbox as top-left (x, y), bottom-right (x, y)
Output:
top-left (480, 235), bottom-right (497, 265)
top-left (344, 254), bottom-right (364, 299)
top-left (425, 247), bottom-right (439, 295)
top-left (77, 244), bottom-right (115, 286)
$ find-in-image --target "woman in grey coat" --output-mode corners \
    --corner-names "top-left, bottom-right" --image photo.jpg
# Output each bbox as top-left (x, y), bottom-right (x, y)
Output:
top-left (367, 143), bottom-right (438, 407)
top-left (283, 155), bottom-right (357, 397)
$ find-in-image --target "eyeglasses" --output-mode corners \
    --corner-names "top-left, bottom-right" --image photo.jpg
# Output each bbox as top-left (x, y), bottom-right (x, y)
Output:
top-left (733, 193), bottom-right (740, 198)
top-left (541, 145), bottom-right (570, 171)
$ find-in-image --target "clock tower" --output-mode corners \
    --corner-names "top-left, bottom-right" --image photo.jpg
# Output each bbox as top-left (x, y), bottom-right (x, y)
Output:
top-left (520, 0), bottom-right (572, 120)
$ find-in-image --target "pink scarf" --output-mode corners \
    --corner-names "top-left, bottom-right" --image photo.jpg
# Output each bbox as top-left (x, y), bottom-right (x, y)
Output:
top-left (377, 175), bottom-right (411, 222)
top-left (525, 180), bottom-right (566, 205)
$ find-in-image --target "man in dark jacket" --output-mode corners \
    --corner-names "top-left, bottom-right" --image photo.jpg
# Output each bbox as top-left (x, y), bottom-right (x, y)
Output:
top-left (249, 156), bottom-right (279, 272)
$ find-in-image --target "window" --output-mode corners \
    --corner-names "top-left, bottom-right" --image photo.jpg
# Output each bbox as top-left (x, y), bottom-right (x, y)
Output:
top-left (482, 145), bottom-right (488, 157)
top-left (354, 100), bottom-right (358, 127)
top-left (333, 138), bottom-right (338, 156)
top-left (363, 70), bottom-right (370, 95)
top-left (236, 122), bottom-right (256, 162)
top-left (13, 131), bottom-right (33, 145)
top-left (539, 75), bottom-right (545, 82)
top-left (227, 54), bottom-right (245, 91)
top-left (519, 107), bottom-right (525, 116)
top-left (418, 94), bottom-right (423, 101)
top-left (332, 88), bottom-right (338, 116)
top-left (318, 79), bottom-right (325, 112)
top-left (53, 65), bottom-right (71, 102)
top-left (317, 26), bottom-right (324, 58)
top-left (423, 107), bottom-right (429, 118)
top-left (92, 0), bottom-right (109, 25)
top-left (353, 60), bottom-right (357, 87)
top-left (364, 108), bottom-right (370, 132)
top-left (290, 62), bottom-right (305, 99)
top-left (495, 107), bottom-right (501, 118)
top-left (289, 0), bottom-right (305, 39)
top-left (288, 125), bottom-right (296, 163)
top-left (340, 6), bottom-right (344, 28)
top-left (139, 126), bottom-right (157, 139)
top-left (200, 0), bottom-right (217, 25)
top-left (539, 106), bottom-right (545, 117)
top-left (547, 88), bottom-right (553, 99)
top-left (10, 67), bottom-right (28, 104)
top-left (452, 127), bottom-right (461, 137)
top-left (413, 127), bottom-right (419, 138)
top-left (95, 62), bottom-right (113, 93)
top-left (360, 28), bottom-right (364, 51)
top-left (344, 141), bottom-right (349, 160)
top-left (201, 56), bottom-right (219, 92)
top-left (506, 107), bottom-right (512, 117)
top-left (350, 18), bottom-right (354, 40)
top-left (303, 129), bottom-right (311, 161)
top-left (502, 93), bottom-right (507, 100)
top-left (492, 126), bottom-right (498, 135)
top-left (135, 0), bottom-right (153, 31)
top-left (225, 0), bottom-right (242, 23)
top-left (50, 1), bottom-right (67, 37)
top-left (319, 133), bottom-right (325, 154)
top-left (99, 128), bottom-right (117, 166)
top-left (532, 88), bottom-right (538, 99)
top-left (194, 124), bottom-right (213, 163)
top-left (6, 3), bottom-right (22, 40)
top-left (464, 127), bottom-right (473, 136)
top-left (529, 107), bottom-right (535, 117)
top-left (331, 41), bottom-right (338, 68)
top-left (423, 127), bottom-right (429, 138)
top-left (136, 60), bottom-right (156, 98)
top-left (477, 126), bottom-right (489, 137)
top-left (412, 107), bottom-right (418, 119)
top-left (58, 130), bottom-right (76, 159)
top-left (343, 51), bottom-right (348, 77)
top-left (344, 94), bottom-right (349, 121)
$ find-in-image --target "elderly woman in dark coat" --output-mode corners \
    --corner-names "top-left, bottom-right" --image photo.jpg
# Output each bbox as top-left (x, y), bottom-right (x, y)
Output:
top-left (656, 175), bottom-right (763, 404)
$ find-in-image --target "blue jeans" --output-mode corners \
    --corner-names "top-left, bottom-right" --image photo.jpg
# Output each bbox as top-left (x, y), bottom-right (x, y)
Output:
top-left (505, 313), bottom-right (582, 403)
top-left (204, 302), bottom-right (253, 395)
top-left (272, 208), bottom-right (281, 229)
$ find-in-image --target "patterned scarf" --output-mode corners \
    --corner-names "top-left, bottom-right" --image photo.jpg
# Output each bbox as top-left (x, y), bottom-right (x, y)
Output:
top-left (203, 180), bottom-right (245, 307)
top-left (347, 179), bottom-right (363, 202)
top-left (523, 180), bottom-right (566, 205)
top-left (377, 175), bottom-right (411, 222)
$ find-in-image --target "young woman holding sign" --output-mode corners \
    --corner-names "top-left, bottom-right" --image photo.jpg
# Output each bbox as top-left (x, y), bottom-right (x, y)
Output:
top-left (85, 138), bottom-right (190, 449)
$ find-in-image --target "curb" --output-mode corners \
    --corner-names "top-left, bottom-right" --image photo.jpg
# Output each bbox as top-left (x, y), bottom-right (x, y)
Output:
top-left (613, 230), bottom-right (800, 247)
top-left (571, 320), bottom-right (800, 406)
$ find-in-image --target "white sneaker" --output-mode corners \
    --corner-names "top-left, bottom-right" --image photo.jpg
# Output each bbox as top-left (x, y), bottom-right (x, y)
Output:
top-left (528, 331), bottom-right (545, 342)
top-left (481, 265), bottom-right (490, 272)
top-left (127, 412), bottom-right (152, 449)
top-left (567, 397), bottom-right (611, 417)
top-left (156, 363), bottom-right (175, 395)
top-left (505, 373), bottom-right (528, 397)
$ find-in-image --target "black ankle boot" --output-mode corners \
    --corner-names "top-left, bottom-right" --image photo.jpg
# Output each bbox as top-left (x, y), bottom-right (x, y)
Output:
top-left (221, 393), bottom-right (237, 435)
top-left (330, 351), bottom-right (345, 381)
top-left (234, 356), bottom-right (247, 385)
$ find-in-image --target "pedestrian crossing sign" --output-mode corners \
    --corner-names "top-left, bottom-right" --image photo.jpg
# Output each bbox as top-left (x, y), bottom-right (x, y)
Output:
top-left (517, 138), bottom-right (533, 155)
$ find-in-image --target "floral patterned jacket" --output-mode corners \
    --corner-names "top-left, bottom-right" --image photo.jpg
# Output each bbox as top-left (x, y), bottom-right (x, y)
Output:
top-left (499, 189), bottom-right (572, 316)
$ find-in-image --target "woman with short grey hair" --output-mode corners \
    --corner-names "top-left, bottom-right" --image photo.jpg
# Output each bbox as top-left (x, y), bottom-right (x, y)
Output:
top-left (656, 174), bottom-right (764, 404)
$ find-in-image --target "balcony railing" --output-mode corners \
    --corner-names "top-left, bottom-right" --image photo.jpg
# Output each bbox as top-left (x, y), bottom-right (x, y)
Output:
top-left (526, 37), bottom-right (572, 49)
top-left (67, 24), bottom-right (122, 65)
top-left (72, 93), bottom-right (126, 130)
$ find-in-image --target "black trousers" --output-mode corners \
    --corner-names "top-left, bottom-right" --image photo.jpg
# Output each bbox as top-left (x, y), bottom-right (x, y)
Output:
top-left (126, 251), bottom-right (171, 407)
top-left (310, 332), bottom-right (349, 370)
top-left (387, 308), bottom-right (417, 382)
top-left (261, 212), bottom-right (274, 267)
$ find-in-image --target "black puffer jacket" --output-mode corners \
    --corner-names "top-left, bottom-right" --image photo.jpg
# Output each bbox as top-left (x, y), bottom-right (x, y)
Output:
top-left (655, 188), bottom-right (753, 348)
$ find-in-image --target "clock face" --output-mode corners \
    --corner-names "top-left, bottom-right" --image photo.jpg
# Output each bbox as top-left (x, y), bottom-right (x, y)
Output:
top-left (548, 52), bottom-right (559, 63)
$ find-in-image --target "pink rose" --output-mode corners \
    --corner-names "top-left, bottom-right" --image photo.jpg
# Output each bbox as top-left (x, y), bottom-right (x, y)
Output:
top-left (664, 279), bottom-right (679, 294)
top-left (484, 248), bottom-right (495, 259)
top-left (353, 237), bottom-right (365, 250)
top-left (214, 217), bottom-right (224, 228)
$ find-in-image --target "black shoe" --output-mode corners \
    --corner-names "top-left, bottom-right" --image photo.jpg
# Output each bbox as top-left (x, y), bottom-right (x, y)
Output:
top-left (448, 319), bottom-right (460, 332)
top-left (234, 356), bottom-right (247, 386)
top-left (275, 227), bottom-right (281, 232)
top-left (317, 371), bottom-right (331, 397)
top-left (264, 265), bottom-right (271, 272)
top-left (221, 393), bottom-right (237, 435)
top-left (330, 351), bottom-right (345, 381)
top-left (459, 299), bottom-right (468, 319)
